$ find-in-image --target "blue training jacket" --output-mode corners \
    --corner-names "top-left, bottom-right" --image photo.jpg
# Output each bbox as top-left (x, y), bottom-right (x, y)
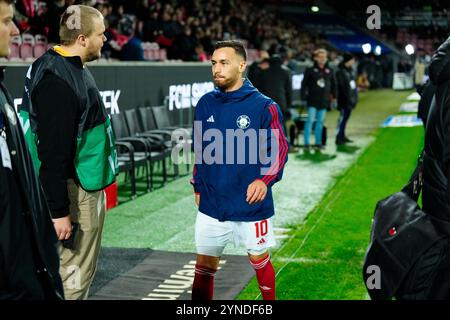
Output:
top-left (191, 79), bottom-right (288, 222)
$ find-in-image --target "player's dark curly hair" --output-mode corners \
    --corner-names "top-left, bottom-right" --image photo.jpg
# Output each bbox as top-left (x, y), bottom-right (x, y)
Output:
top-left (214, 40), bottom-right (247, 61)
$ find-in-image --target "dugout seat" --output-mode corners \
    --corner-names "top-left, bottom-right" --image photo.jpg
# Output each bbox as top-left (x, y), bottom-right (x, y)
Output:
top-left (123, 109), bottom-right (171, 181)
top-left (110, 113), bottom-right (152, 194)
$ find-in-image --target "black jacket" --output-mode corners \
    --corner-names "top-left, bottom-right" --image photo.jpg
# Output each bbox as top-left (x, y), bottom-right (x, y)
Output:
top-left (32, 73), bottom-right (79, 218)
top-left (422, 37), bottom-right (450, 222)
top-left (22, 50), bottom-right (108, 218)
top-left (417, 80), bottom-right (436, 128)
top-left (0, 67), bottom-right (64, 300)
top-left (253, 56), bottom-right (292, 117)
top-left (247, 61), bottom-right (263, 87)
top-left (336, 62), bottom-right (358, 110)
top-left (300, 62), bottom-right (337, 110)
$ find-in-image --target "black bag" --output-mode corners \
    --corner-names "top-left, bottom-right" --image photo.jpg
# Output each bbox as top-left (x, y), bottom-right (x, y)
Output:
top-left (363, 152), bottom-right (450, 300)
top-left (396, 236), bottom-right (450, 300)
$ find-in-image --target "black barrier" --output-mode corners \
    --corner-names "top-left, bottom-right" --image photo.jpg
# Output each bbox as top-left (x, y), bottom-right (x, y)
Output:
top-left (2, 62), bottom-right (306, 127)
top-left (2, 62), bottom-right (214, 127)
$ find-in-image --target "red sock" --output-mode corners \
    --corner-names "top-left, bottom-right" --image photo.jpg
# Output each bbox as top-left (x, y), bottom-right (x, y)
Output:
top-left (250, 255), bottom-right (276, 300)
top-left (192, 264), bottom-right (216, 300)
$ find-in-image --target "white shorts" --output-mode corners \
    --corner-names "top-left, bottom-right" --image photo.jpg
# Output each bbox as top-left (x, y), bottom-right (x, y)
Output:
top-left (195, 211), bottom-right (276, 257)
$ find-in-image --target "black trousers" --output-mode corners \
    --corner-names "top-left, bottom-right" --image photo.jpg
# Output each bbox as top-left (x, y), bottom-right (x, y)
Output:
top-left (336, 108), bottom-right (352, 140)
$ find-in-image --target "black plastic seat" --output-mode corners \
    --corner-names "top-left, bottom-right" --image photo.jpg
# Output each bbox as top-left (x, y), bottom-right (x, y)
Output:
top-left (123, 109), bottom-right (170, 181)
top-left (111, 113), bottom-right (154, 192)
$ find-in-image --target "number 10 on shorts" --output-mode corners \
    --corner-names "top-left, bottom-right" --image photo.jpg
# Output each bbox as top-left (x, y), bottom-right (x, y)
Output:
top-left (255, 220), bottom-right (268, 238)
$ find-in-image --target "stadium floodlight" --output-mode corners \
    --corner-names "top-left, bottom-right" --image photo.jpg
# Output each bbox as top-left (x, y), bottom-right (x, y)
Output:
top-left (311, 6), bottom-right (319, 12)
top-left (362, 43), bottom-right (372, 54)
top-left (405, 44), bottom-right (415, 55)
top-left (374, 45), bottom-right (382, 55)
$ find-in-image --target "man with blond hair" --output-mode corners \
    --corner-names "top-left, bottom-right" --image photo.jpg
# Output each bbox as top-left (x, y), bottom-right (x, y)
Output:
top-left (19, 5), bottom-right (118, 299)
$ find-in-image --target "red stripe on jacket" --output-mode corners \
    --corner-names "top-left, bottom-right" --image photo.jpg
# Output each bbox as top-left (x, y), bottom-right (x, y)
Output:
top-left (262, 104), bottom-right (288, 185)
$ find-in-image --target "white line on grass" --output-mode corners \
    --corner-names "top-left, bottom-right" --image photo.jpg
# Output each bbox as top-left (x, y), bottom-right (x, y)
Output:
top-left (255, 165), bottom-right (355, 300)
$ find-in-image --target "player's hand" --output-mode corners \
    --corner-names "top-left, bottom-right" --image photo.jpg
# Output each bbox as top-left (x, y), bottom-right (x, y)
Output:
top-left (52, 216), bottom-right (72, 241)
top-left (195, 193), bottom-right (200, 207)
top-left (246, 180), bottom-right (268, 205)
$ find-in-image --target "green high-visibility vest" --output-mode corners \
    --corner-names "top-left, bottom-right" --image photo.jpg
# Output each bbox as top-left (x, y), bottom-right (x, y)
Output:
top-left (19, 49), bottom-right (118, 191)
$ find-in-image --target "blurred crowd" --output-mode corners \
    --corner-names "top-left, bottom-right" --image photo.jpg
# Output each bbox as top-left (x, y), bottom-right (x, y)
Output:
top-left (14, 0), bottom-right (428, 92)
top-left (12, 0), bottom-right (332, 62)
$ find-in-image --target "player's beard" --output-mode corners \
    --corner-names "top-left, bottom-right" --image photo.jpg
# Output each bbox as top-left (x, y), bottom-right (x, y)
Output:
top-left (214, 75), bottom-right (239, 91)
